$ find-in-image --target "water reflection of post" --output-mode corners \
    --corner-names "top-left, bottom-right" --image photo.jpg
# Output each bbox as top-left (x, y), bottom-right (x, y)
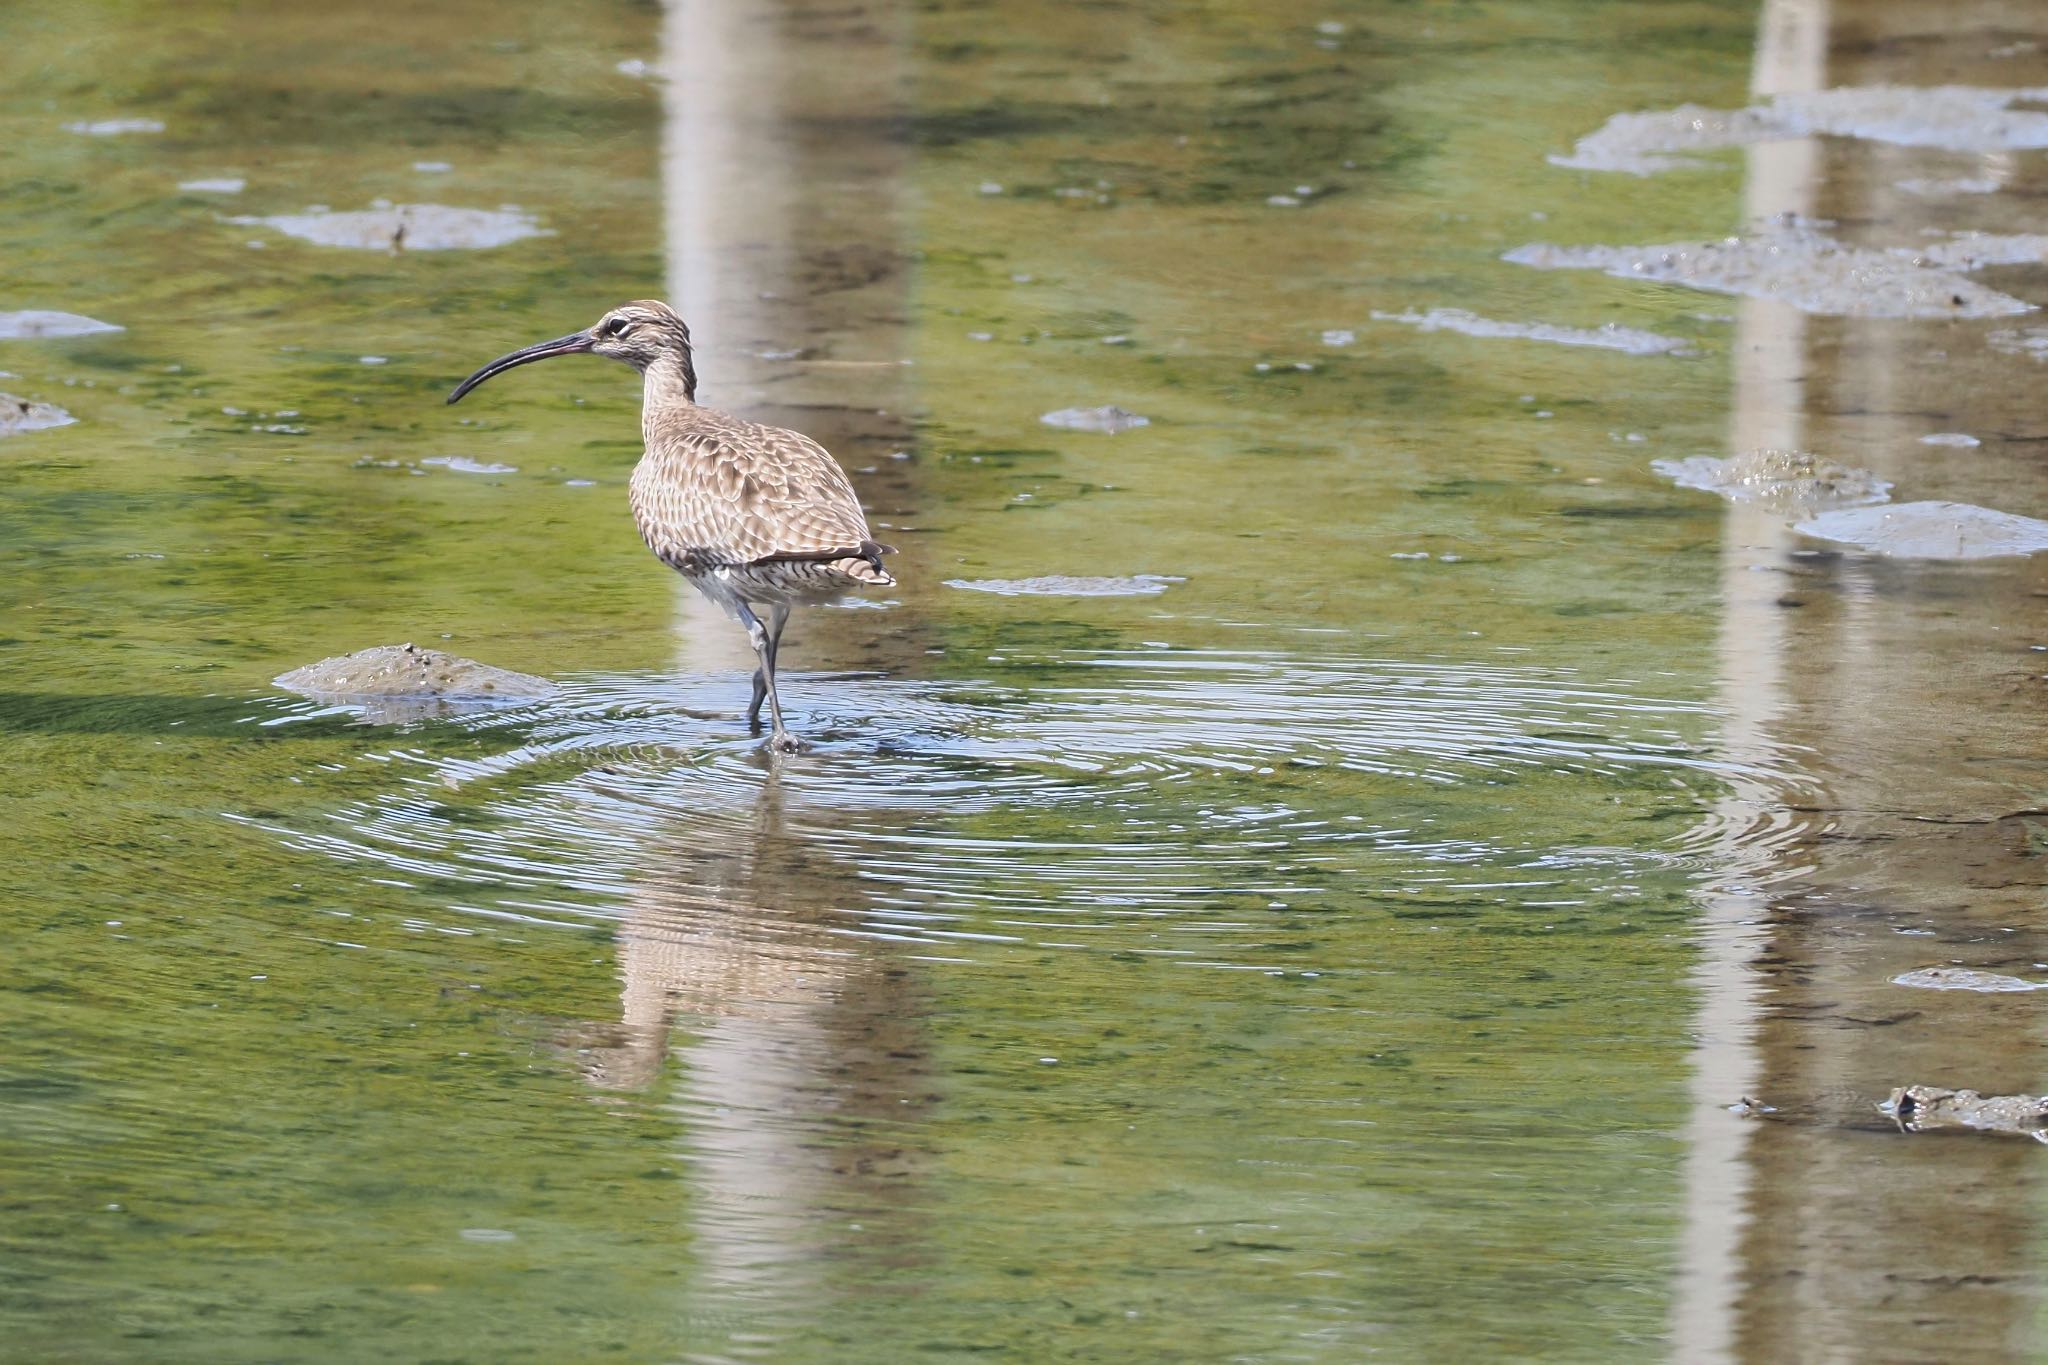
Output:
top-left (632, 0), bottom-right (927, 1347)
top-left (1671, 2), bottom-right (1829, 1359)
top-left (660, 0), bottom-right (918, 685)
top-left (1681, 1), bottom-right (2048, 1357)
top-left (582, 770), bottom-right (932, 1332)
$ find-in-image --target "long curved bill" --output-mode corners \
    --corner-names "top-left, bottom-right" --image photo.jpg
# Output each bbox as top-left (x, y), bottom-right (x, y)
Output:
top-left (445, 331), bottom-right (593, 404)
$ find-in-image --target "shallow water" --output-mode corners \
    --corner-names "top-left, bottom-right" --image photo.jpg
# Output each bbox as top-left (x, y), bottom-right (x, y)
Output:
top-left (2, 0), bottom-right (2046, 1362)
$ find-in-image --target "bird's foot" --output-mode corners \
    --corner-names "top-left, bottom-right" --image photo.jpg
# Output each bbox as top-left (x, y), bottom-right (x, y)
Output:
top-left (767, 729), bottom-right (805, 754)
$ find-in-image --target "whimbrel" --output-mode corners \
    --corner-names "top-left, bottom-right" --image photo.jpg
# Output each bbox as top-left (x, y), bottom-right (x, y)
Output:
top-left (447, 300), bottom-right (894, 750)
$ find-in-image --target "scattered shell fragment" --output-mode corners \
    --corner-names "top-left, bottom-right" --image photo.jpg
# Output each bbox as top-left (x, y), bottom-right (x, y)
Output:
top-left (1653, 449), bottom-right (1892, 513)
top-left (1371, 307), bottom-right (1693, 356)
top-left (0, 393), bottom-right (77, 437)
top-left (225, 203), bottom-right (550, 251)
top-left (1040, 405), bottom-right (1150, 433)
top-left (944, 574), bottom-right (1182, 597)
top-left (0, 311), bottom-right (124, 339)
top-left (1796, 500), bottom-right (2048, 558)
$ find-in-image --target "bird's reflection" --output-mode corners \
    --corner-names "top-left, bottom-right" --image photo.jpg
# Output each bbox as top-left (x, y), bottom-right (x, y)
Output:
top-left (573, 760), bottom-right (933, 1337)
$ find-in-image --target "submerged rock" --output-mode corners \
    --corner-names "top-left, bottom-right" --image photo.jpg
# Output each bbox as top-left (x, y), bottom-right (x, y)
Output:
top-left (0, 393), bottom-right (77, 437)
top-left (226, 204), bottom-right (551, 251)
top-left (1040, 405), bottom-right (1150, 433)
top-left (945, 574), bottom-right (1181, 597)
top-left (1556, 86), bottom-right (2048, 176)
top-left (276, 643), bottom-right (554, 723)
top-left (1796, 501), bottom-right (2048, 558)
top-left (1370, 307), bottom-right (1692, 356)
top-left (1506, 219), bottom-right (2040, 318)
top-left (1653, 449), bottom-right (1891, 513)
top-left (1881, 1086), bottom-right (2048, 1141)
top-left (0, 310), bottom-right (123, 339)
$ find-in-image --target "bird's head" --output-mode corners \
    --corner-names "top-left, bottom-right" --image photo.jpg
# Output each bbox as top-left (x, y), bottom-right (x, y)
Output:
top-left (446, 299), bottom-right (695, 404)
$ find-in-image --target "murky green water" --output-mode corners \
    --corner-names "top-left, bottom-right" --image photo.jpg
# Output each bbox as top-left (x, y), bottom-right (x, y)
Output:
top-left (5, 1), bottom-right (2046, 1361)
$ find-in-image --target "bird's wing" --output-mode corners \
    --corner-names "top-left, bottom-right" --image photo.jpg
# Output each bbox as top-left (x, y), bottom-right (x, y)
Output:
top-left (633, 412), bottom-right (881, 569)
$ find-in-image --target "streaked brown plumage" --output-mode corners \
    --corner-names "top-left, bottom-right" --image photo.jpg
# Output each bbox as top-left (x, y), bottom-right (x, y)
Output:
top-left (447, 299), bottom-right (894, 750)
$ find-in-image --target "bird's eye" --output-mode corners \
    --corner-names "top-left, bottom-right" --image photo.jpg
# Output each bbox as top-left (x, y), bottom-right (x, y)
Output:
top-left (602, 317), bottom-right (630, 337)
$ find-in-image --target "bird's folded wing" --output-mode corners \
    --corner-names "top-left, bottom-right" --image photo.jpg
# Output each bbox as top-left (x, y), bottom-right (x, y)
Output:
top-left (636, 418), bottom-right (878, 566)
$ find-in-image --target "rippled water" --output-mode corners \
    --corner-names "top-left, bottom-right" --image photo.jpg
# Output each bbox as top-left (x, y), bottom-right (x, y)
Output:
top-left (5, 0), bottom-right (2046, 1361)
top-left (244, 647), bottom-right (1786, 933)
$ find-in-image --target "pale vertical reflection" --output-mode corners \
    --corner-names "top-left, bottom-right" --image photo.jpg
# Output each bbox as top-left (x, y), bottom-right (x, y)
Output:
top-left (643, 3), bottom-right (919, 1355)
top-left (660, 0), bottom-right (777, 679)
top-left (1670, 0), bottom-right (1829, 1359)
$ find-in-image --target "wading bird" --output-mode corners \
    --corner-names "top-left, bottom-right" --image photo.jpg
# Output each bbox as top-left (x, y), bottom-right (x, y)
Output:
top-left (447, 300), bottom-right (894, 751)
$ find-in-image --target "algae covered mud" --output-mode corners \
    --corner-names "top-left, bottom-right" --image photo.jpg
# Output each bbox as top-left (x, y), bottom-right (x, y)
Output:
top-left (2, 0), bottom-right (2045, 1361)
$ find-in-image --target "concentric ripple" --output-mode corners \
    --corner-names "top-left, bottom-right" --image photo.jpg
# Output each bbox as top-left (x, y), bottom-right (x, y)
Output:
top-left (235, 648), bottom-right (1818, 969)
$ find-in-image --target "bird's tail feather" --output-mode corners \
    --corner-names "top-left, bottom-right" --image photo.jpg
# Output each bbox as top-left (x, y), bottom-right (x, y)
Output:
top-left (834, 556), bottom-right (895, 586)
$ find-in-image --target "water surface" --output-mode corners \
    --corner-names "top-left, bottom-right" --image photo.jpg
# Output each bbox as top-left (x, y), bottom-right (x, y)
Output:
top-left (3, 1), bottom-right (2045, 1362)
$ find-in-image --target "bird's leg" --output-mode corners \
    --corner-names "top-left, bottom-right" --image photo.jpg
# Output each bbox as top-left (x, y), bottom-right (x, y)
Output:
top-left (761, 604), bottom-right (797, 751)
top-left (736, 602), bottom-right (799, 750)
top-left (764, 604), bottom-right (790, 677)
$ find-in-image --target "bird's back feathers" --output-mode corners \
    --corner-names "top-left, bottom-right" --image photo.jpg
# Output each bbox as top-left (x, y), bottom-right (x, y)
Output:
top-left (629, 405), bottom-right (893, 588)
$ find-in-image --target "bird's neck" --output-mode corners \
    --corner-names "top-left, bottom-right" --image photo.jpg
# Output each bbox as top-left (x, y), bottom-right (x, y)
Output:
top-left (642, 351), bottom-right (698, 407)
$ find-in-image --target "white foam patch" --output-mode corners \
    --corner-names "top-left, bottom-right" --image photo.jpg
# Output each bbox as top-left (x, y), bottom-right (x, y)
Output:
top-left (64, 118), bottom-right (164, 136)
top-left (945, 575), bottom-right (1182, 597)
top-left (226, 204), bottom-right (551, 251)
top-left (1796, 500), bottom-right (2048, 558)
top-left (0, 310), bottom-right (124, 339)
top-left (1370, 307), bottom-right (1692, 356)
top-left (1897, 175), bottom-right (2001, 197)
top-left (422, 456), bottom-right (518, 474)
top-left (1988, 326), bottom-right (2048, 359)
top-left (1555, 86), bottom-right (2048, 176)
top-left (1894, 967), bottom-right (2048, 992)
top-left (1506, 218), bottom-right (2042, 319)
top-left (1039, 405), bottom-right (1150, 433)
